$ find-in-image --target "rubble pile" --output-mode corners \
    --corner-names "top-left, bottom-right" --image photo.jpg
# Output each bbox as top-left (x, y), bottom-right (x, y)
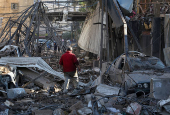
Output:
top-left (0, 57), bottom-right (170, 115)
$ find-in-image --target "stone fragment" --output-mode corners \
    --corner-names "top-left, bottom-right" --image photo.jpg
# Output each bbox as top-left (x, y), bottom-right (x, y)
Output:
top-left (77, 107), bottom-right (92, 115)
top-left (126, 102), bottom-right (142, 115)
top-left (68, 110), bottom-right (77, 115)
top-left (95, 84), bottom-right (120, 96)
top-left (53, 109), bottom-right (65, 115)
top-left (104, 97), bottom-right (118, 107)
top-left (4, 100), bottom-right (14, 107)
top-left (69, 101), bottom-right (84, 111)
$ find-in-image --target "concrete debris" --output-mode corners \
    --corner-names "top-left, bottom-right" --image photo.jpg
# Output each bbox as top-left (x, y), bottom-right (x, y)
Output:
top-left (88, 100), bottom-right (102, 108)
top-left (126, 102), bottom-right (142, 115)
top-left (158, 96), bottom-right (170, 108)
top-left (95, 84), bottom-right (120, 96)
top-left (0, 55), bottom-right (168, 115)
top-left (77, 107), bottom-right (92, 115)
top-left (53, 109), bottom-right (65, 115)
top-left (68, 110), bottom-right (77, 115)
top-left (107, 107), bottom-right (120, 113)
top-left (0, 109), bottom-right (9, 115)
top-left (7, 88), bottom-right (26, 99)
top-left (32, 109), bottom-right (53, 115)
top-left (69, 101), bottom-right (84, 111)
top-left (0, 0), bottom-right (170, 115)
top-left (4, 100), bottom-right (14, 107)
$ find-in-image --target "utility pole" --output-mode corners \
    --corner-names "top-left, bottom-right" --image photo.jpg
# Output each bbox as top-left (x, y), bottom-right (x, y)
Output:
top-left (105, 0), bottom-right (109, 62)
top-left (36, 2), bottom-right (40, 56)
top-left (71, 22), bottom-right (73, 46)
top-left (100, 0), bottom-right (104, 70)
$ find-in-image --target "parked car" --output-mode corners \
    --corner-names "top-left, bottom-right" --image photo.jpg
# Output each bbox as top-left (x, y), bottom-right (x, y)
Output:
top-left (108, 51), bottom-right (168, 94)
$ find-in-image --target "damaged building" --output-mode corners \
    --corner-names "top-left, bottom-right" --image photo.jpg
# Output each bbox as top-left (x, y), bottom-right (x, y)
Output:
top-left (0, 0), bottom-right (170, 115)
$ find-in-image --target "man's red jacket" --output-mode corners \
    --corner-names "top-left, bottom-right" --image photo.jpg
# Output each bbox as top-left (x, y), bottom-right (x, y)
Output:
top-left (59, 51), bottom-right (79, 72)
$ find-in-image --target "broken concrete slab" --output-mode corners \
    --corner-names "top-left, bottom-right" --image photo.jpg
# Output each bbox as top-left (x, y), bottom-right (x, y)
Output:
top-left (95, 84), bottom-right (120, 96)
top-left (19, 68), bottom-right (61, 90)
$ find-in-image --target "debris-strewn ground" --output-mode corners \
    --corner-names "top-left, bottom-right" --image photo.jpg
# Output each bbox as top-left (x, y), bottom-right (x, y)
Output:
top-left (0, 55), bottom-right (169, 115)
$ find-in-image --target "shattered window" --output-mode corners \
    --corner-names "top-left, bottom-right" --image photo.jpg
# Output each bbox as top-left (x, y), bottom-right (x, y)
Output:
top-left (129, 57), bottom-right (165, 71)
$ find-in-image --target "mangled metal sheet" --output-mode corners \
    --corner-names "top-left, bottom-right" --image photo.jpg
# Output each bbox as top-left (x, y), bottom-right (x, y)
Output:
top-left (78, 3), bottom-right (106, 54)
top-left (107, 0), bottom-right (123, 28)
top-left (164, 14), bottom-right (170, 48)
top-left (117, 0), bottom-right (133, 14)
top-left (0, 45), bottom-right (20, 57)
top-left (164, 15), bottom-right (170, 66)
top-left (150, 78), bottom-right (170, 99)
top-left (0, 57), bottom-right (64, 80)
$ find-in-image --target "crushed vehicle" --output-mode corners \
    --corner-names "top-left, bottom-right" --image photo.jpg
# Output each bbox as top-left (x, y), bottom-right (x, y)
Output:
top-left (0, 65), bottom-right (23, 90)
top-left (108, 51), bottom-right (168, 95)
top-left (0, 45), bottom-right (21, 57)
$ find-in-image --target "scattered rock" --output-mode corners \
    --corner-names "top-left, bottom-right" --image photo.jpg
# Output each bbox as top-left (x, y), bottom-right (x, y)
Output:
top-left (53, 108), bottom-right (65, 115)
top-left (84, 94), bottom-right (92, 103)
top-left (95, 84), bottom-right (120, 96)
top-left (88, 100), bottom-right (102, 108)
top-left (4, 100), bottom-right (14, 107)
top-left (104, 97), bottom-right (118, 107)
top-left (68, 110), bottom-right (78, 115)
top-left (32, 109), bottom-right (53, 115)
top-left (107, 107), bottom-right (120, 113)
top-left (69, 101), bottom-right (84, 111)
top-left (77, 107), bottom-right (92, 115)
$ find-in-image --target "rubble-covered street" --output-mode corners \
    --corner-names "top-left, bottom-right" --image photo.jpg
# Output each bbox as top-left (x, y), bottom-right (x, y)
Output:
top-left (1, 0), bottom-right (170, 115)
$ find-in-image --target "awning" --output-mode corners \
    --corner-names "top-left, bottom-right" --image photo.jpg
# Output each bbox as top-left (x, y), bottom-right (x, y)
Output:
top-left (78, 3), bottom-right (106, 54)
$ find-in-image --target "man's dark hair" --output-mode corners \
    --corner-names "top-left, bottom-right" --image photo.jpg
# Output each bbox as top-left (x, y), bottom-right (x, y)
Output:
top-left (67, 46), bottom-right (72, 51)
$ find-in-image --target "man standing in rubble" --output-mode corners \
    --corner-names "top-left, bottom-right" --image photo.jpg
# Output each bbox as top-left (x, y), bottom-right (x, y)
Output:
top-left (59, 46), bottom-right (80, 94)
